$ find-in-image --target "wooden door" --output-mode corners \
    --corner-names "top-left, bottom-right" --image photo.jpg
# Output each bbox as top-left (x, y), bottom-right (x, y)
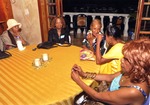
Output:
top-left (0, 0), bottom-right (13, 33)
top-left (38, 0), bottom-right (63, 42)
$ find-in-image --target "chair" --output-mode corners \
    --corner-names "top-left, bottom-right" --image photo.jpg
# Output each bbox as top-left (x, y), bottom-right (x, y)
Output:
top-left (86, 15), bottom-right (93, 31)
top-left (115, 16), bottom-right (125, 35)
top-left (64, 15), bottom-right (71, 32)
top-left (73, 14), bottom-right (87, 38)
top-left (103, 16), bottom-right (110, 33)
top-left (95, 16), bottom-right (101, 21)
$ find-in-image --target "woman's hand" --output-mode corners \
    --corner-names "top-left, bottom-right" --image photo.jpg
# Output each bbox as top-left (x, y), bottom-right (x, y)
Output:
top-left (96, 34), bottom-right (103, 45)
top-left (71, 64), bottom-right (86, 82)
top-left (71, 68), bottom-right (80, 82)
top-left (86, 33), bottom-right (94, 46)
top-left (71, 64), bottom-right (86, 77)
top-left (71, 64), bottom-right (81, 82)
top-left (86, 33), bottom-right (92, 40)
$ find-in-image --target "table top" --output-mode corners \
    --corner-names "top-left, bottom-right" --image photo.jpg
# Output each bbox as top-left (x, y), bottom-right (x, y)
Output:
top-left (0, 45), bottom-right (99, 105)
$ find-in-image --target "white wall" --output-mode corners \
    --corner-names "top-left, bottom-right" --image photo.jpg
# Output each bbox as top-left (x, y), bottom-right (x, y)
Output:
top-left (11, 0), bottom-right (42, 44)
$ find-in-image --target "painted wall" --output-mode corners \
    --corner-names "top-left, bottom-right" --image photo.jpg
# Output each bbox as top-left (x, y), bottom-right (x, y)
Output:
top-left (11, 0), bottom-right (42, 44)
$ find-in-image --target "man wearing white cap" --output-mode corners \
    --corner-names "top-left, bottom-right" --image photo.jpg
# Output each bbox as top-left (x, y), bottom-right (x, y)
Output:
top-left (1, 19), bottom-right (28, 50)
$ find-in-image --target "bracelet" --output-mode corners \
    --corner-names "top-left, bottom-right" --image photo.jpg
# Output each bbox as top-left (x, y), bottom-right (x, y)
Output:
top-left (82, 72), bottom-right (97, 79)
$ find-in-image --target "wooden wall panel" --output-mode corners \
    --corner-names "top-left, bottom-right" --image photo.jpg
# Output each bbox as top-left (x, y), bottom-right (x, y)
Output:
top-left (0, 0), bottom-right (13, 31)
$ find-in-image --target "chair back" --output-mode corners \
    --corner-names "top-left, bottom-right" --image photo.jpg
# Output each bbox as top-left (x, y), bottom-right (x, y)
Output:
top-left (64, 15), bottom-right (71, 30)
top-left (77, 14), bottom-right (87, 27)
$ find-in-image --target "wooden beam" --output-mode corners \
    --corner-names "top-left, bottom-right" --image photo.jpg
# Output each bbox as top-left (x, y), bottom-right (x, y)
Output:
top-left (142, 17), bottom-right (150, 20)
top-left (144, 2), bottom-right (150, 5)
top-left (140, 31), bottom-right (150, 34)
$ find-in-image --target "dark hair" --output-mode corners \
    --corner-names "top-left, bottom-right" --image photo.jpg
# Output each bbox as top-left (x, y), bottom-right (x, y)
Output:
top-left (122, 38), bottom-right (150, 86)
top-left (105, 25), bottom-right (122, 39)
top-left (51, 16), bottom-right (66, 28)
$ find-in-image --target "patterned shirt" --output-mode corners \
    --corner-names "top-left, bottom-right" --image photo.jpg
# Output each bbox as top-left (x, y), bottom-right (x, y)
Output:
top-left (82, 30), bottom-right (107, 55)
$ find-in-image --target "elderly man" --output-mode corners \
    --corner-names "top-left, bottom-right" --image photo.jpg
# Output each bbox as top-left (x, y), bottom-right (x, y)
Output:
top-left (1, 19), bottom-right (28, 50)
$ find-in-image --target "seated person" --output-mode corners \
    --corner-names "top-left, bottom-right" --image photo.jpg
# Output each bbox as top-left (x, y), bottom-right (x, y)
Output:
top-left (71, 38), bottom-right (150, 105)
top-left (1, 19), bottom-right (28, 50)
top-left (96, 25), bottom-right (124, 74)
top-left (48, 16), bottom-right (71, 44)
top-left (82, 19), bottom-right (106, 55)
top-left (115, 16), bottom-right (124, 35)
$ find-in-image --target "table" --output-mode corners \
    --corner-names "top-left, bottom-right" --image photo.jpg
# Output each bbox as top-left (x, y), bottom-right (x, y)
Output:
top-left (0, 45), bottom-right (99, 105)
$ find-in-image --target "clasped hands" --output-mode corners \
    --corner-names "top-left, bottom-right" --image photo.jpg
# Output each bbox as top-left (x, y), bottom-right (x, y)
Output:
top-left (71, 64), bottom-right (85, 82)
top-left (86, 33), bottom-right (103, 45)
top-left (71, 64), bottom-right (97, 82)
